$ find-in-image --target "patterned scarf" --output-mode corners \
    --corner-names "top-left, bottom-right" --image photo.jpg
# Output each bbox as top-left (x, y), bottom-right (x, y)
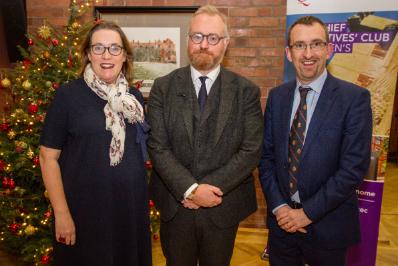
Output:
top-left (83, 64), bottom-right (144, 166)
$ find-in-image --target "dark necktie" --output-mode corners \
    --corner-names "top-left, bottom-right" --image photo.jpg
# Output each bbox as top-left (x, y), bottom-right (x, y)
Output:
top-left (288, 86), bottom-right (311, 196)
top-left (198, 76), bottom-right (208, 112)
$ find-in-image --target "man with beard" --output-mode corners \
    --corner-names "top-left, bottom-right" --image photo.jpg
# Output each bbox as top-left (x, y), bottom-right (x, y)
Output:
top-left (259, 16), bottom-right (372, 265)
top-left (147, 5), bottom-right (263, 266)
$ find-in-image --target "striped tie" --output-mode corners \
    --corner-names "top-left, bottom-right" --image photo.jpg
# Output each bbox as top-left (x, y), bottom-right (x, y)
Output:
top-left (288, 86), bottom-right (311, 196)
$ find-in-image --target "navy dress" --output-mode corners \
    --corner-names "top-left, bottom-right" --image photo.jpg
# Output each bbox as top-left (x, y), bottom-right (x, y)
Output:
top-left (40, 78), bottom-right (151, 266)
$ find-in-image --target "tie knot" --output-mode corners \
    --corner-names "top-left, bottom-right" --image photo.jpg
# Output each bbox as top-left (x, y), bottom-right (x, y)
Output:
top-left (199, 76), bottom-right (208, 85)
top-left (299, 86), bottom-right (311, 98)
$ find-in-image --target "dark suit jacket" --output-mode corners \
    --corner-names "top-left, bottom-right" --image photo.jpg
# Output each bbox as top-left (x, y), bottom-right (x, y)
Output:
top-left (259, 73), bottom-right (372, 249)
top-left (147, 65), bottom-right (263, 228)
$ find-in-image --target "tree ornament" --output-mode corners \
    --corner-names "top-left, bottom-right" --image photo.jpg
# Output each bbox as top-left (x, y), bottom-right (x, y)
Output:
top-left (9, 223), bottom-right (20, 234)
top-left (26, 149), bottom-right (35, 159)
top-left (36, 114), bottom-right (44, 122)
top-left (45, 81), bottom-right (52, 88)
top-left (23, 59), bottom-right (31, 69)
top-left (72, 22), bottom-right (80, 29)
top-left (52, 38), bottom-right (59, 46)
top-left (43, 51), bottom-right (50, 59)
top-left (0, 160), bottom-right (5, 172)
top-left (149, 200), bottom-right (155, 208)
top-left (2, 177), bottom-right (9, 188)
top-left (28, 103), bottom-right (39, 114)
top-left (8, 130), bottom-right (16, 139)
top-left (15, 145), bottom-right (24, 153)
top-left (33, 156), bottom-right (40, 166)
top-left (24, 225), bottom-right (36, 236)
top-left (8, 178), bottom-right (16, 189)
top-left (1, 78), bottom-right (11, 88)
top-left (38, 25), bottom-right (52, 39)
top-left (52, 82), bottom-right (60, 90)
top-left (44, 210), bottom-right (52, 219)
top-left (0, 123), bottom-right (9, 132)
top-left (145, 160), bottom-right (152, 169)
top-left (27, 38), bottom-right (34, 46)
top-left (153, 234), bottom-right (159, 240)
top-left (22, 80), bottom-right (32, 90)
top-left (67, 52), bottom-right (73, 68)
top-left (40, 254), bottom-right (51, 264)
top-left (44, 190), bottom-right (49, 199)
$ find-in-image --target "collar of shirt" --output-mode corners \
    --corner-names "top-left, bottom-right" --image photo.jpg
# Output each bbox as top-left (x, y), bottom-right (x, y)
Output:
top-left (190, 65), bottom-right (221, 96)
top-left (296, 68), bottom-right (327, 95)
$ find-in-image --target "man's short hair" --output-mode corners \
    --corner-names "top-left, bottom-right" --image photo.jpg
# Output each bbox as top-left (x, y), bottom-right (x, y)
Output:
top-left (287, 16), bottom-right (329, 46)
top-left (190, 5), bottom-right (229, 38)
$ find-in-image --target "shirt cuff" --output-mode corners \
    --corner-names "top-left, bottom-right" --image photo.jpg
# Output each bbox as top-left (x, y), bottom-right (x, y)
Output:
top-left (184, 183), bottom-right (199, 199)
top-left (272, 203), bottom-right (288, 215)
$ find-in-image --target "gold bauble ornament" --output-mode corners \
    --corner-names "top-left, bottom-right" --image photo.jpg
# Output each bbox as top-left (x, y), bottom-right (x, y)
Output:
top-left (1, 78), bottom-right (11, 88)
top-left (24, 225), bottom-right (36, 235)
top-left (72, 22), bottom-right (80, 29)
top-left (38, 25), bottom-right (51, 39)
top-left (43, 51), bottom-right (50, 59)
top-left (26, 148), bottom-right (34, 159)
top-left (44, 190), bottom-right (49, 199)
top-left (22, 80), bottom-right (32, 90)
top-left (8, 130), bottom-right (16, 139)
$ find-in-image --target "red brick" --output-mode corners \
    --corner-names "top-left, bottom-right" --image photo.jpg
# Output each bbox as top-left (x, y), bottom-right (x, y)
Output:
top-left (252, 0), bottom-right (281, 6)
top-left (209, 0), bottom-right (251, 6)
top-left (258, 7), bottom-right (273, 16)
top-left (248, 38), bottom-right (275, 48)
top-left (259, 47), bottom-right (284, 57)
top-left (230, 28), bottom-right (257, 37)
top-left (273, 6), bottom-right (287, 16)
top-left (249, 17), bottom-right (279, 27)
top-left (229, 7), bottom-right (258, 17)
top-left (226, 48), bottom-right (257, 57)
top-left (229, 17), bottom-right (249, 27)
top-left (228, 37), bottom-right (249, 47)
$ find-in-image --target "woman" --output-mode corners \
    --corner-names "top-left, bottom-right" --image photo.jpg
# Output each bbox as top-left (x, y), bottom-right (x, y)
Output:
top-left (39, 21), bottom-right (151, 265)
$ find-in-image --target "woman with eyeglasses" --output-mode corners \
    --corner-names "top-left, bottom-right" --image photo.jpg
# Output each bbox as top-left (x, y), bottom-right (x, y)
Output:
top-left (39, 21), bottom-right (151, 265)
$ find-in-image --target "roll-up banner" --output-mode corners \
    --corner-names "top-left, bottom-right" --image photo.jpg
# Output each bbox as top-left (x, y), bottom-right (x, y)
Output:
top-left (285, 1), bottom-right (398, 265)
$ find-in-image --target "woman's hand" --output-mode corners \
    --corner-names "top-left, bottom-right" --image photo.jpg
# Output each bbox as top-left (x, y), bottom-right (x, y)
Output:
top-left (55, 211), bottom-right (76, 245)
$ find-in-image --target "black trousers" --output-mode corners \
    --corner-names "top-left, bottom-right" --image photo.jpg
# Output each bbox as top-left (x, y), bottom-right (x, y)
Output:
top-left (269, 230), bottom-right (348, 266)
top-left (160, 207), bottom-right (239, 266)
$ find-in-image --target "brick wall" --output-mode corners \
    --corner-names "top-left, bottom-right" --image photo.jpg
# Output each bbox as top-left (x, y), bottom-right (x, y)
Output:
top-left (27, 0), bottom-right (288, 228)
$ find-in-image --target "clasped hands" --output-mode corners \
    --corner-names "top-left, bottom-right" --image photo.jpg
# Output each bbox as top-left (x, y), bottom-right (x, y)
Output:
top-left (181, 184), bottom-right (223, 209)
top-left (276, 205), bottom-right (312, 233)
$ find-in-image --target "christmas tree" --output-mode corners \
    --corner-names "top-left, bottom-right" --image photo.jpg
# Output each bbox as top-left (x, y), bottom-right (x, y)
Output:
top-left (0, 1), bottom-right (159, 264)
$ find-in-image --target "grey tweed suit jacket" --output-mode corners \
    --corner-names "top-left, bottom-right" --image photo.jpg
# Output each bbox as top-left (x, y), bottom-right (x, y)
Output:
top-left (147, 65), bottom-right (263, 228)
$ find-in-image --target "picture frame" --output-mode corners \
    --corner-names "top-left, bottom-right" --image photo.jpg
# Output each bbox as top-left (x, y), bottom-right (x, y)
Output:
top-left (94, 6), bottom-right (199, 97)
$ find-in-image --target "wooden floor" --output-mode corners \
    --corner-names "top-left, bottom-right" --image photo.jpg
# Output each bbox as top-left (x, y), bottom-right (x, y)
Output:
top-left (1, 163), bottom-right (398, 266)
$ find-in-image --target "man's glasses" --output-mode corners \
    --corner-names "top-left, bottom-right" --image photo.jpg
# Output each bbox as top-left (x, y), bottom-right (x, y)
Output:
top-left (189, 33), bottom-right (226, 45)
top-left (289, 41), bottom-right (328, 51)
top-left (90, 44), bottom-right (124, 56)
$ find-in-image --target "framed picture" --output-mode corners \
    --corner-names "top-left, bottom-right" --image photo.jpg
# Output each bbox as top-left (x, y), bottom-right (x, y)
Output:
top-left (94, 6), bottom-right (199, 97)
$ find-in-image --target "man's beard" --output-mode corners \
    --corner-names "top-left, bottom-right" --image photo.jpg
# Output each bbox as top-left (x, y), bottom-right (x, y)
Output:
top-left (189, 49), bottom-right (223, 71)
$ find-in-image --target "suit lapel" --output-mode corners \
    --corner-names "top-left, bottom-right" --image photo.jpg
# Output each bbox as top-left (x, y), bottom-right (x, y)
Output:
top-left (301, 74), bottom-right (339, 161)
top-left (213, 68), bottom-right (236, 145)
top-left (282, 81), bottom-right (296, 161)
top-left (177, 66), bottom-right (196, 147)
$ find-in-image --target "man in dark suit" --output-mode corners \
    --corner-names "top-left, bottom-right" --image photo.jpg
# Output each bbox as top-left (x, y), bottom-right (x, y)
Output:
top-left (147, 5), bottom-right (263, 266)
top-left (259, 16), bottom-right (372, 266)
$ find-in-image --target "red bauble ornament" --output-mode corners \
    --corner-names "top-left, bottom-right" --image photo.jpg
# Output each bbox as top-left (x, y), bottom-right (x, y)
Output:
top-left (27, 38), bottom-right (34, 46)
top-left (52, 82), bottom-right (60, 90)
top-left (8, 179), bottom-right (16, 189)
top-left (145, 160), bottom-right (152, 169)
top-left (40, 254), bottom-right (51, 264)
top-left (44, 210), bottom-right (52, 219)
top-left (15, 146), bottom-right (24, 153)
top-left (0, 159), bottom-right (6, 172)
top-left (36, 115), bottom-right (44, 122)
top-left (33, 156), bottom-right (40, 166)
top-left (149, 200), bottom-right (155, 208)
top-left (28, 103), bottom-right (39, 114)
top-left (23, 59), bottom-right (31, 69)
top-left (153, 234), bottom-right (159, 240)
top-left (0, 123), bottom-right (9, 132)
top-left (9, 222), bottom-right (20, 233)
top-left (2, 177), bottom-right (9, 188)
top-left (52, 38), bottom-right (59, 46)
